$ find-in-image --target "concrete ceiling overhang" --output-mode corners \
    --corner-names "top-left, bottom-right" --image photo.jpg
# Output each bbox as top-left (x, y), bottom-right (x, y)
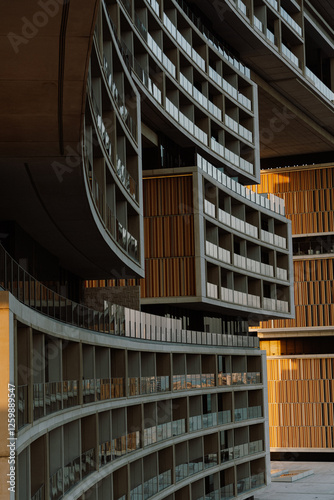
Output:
top-left (307, 0), bottom-right (334, 31)
top-left (0, 0), bottom-right (143, 279)
top-left (191, 0), bottom-right (334, 162)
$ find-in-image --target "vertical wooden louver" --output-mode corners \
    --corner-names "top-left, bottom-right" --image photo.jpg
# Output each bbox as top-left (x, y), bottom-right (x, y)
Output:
top-left (258, 166), bottom-right (334, 330)
top-left (141, 174), bottom-right (196, 298)
top-left (265, 357), bottom-right (334, 449)
top-left (258, 165), bottom-right (334, 451)
top-left (256, 167), bottom-right (334, 235)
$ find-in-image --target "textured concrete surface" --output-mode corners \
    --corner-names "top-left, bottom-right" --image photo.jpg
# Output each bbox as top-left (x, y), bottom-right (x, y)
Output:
top-left (254, 461), bottom-right (334, 500)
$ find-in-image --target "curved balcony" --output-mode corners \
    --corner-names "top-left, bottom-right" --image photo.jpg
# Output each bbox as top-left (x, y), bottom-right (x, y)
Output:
top-left (106, 0), bottom-right (258, 182)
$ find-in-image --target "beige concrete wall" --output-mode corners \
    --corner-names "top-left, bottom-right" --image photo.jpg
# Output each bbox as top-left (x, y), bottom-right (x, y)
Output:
top-left (0, 292), bottom-right (13, 499)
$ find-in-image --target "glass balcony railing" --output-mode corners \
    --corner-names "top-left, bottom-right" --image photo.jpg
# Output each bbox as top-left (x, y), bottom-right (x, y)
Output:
top-left (234, 407), bottom-right (248, 422)
top-left (143, 476), bottom-right (158, 499)
top-left (251, 472), bottom-right (265, 489)
top-left (189, 415), bottom-right (202, 431)
top-left (99, 440), bottom-right (112, 466)
top-left (143, 424), bottom-right (172, 446)
top-left (186, 373), bottom-right (201, 388)
top-left (112, 435), bottom-right (127, 458)
top-left (127, 431), bottom-right (141, 453)
top-left (157, 422), bottom-right (173, 442)
top-left (237, 0), bottom-right (247, 16)
top-left (175, 0), bottom-right (251, 79)
top-left (50, 468), bottom-right (63, 500)
top-left (225, 114), bottom-right (253, 142)
top-left (143, 426), bottom-right (156, 446)
top-left (221, 483), bottom-right (234, 500)
top-left (218, 373), bottom-right (232, 386)
top-left (224, 441), bottom-right (266, 461)
top-left (64, 456), bottom-right (81, 493)
top-left (178, 73), bottom-right (222, 121)
top-left (158, 470), bottom-right (172, 491)
top-left (249, 439), bottom-right (264, 454)
top-left (33, 381), bottom-right (78, 420)
top-left (265, 0), bottom-right (278, 9)
top-left (189, 459), bottom-right (203, 475)
top-left (263, 297), bottom-right (289, 313)
top-left (266, 28), bottom-right (275, 44)
top-left (277, 299), bottom-right (289, 313)
top-left (140, 375), bottom-right (170, 394)
top-left (147, 0), bottom-right (159, 16)
top-left (116, 218), bottom-right (139, 261)
top-left (206, 489), bottom-right (219, 500)
top-left (165, 98), bottom-right (208, 145)
top-left (81, 448), bottom-right (96, 479)
top-left (237, 472), bottom-right (265, 494)
top-left (115, 155), bottom-right (137, 201)
top-left (277, 266), bottom-right (288, 281)
top-left (218, 410), bottom-right (232, 425)
top-left (62, 380), bottom-right (79, 408)
top-left (130, 485), bottom-right (142, 500)
top-left (220, 287), bottom-right (234, 304)
top-left (261, 262), bottom-right (274, 277)
top-left (0, 244), bottom-right (259, 349)
top-left (197, 154), bottom-right (286, 216)
top-left (282, 43), bottom-right (299, 67)
top-left (254, 16), bottom-right (263, 32)
top-left (162, 13), bottom-right (205, 71)
top-left (128, 377), bottom-right (140, 396)
top-left (82, 379), bottom-right (96, 403)
top-left (204, 453), bottom-right (218, 468)
top-left (45, 381), bottom-right (62, 415)
top-left (211, 137), bottom-right (254, 174)
top-left (203, 412), bottom-right (218, 428)
top-left (221, 447), bottom-right (234, 463)
top-left (134, 10), bottom-right (148, 40)
top-left (204, 199), bottom-right (216, 218)
top-left (18, 384), bottom-right (28, 429)
top-left (237, 477), bottom-right (250, 495)
top-left (172, 374), bottom-right (187, 390)
top-left (87, 86), bottom-right (138, 206)
top-left (147, 34), bottom-right (176, 78)
top-left (175, 463), bottom-right (188, 482)
top-left (280, 7), bottom-right (302, 36)
top-left (25, 386), bottom-right (40, 416)
top-left (88, 86), bottom-right (114, 163)
top-left (248, 405), bottom-right (263, 419)
top-left (173, 418), bottom-right (186, 436)
top-left (207, 282), bottom-right (218, 299)
top-left (102, 55), bottom-right (137, 142)
top-left (305, 67), bottom-right (334, 102)
top-left (202, 373), bottom-right (215, 387)
top-left (206, 241), bottom-right (231, 264)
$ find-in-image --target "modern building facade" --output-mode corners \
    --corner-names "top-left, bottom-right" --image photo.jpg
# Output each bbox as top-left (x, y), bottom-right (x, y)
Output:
top-left (4, 0), bottom-right (334, 498)
top-left (257, 164), bottom-right (334, 453)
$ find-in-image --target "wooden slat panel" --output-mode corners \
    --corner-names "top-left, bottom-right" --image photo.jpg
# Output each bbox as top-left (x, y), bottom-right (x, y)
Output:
top-left (141, 175), bottom-right (196, 299)
top-left (266, 358), bottom-right (334, 449)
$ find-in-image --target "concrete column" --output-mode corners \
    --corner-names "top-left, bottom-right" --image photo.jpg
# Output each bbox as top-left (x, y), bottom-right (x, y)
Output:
top-left (0, 291), bottom-right (15, 499)
top-left (261, 350), bottom-right (271, 487)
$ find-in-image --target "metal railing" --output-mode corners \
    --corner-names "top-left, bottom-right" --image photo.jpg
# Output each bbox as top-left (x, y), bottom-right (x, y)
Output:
top-left (175, 0), bottom-right (251, 79)
top-left (0, 245), bottom-right (259, 352)
top-left (197, 154), bottom-right (286, 216)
